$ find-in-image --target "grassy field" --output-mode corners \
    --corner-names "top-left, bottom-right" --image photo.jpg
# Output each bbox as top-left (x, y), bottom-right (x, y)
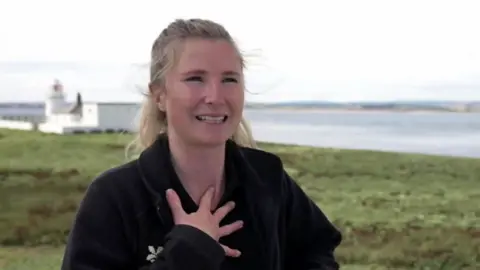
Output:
top-left (0, 128), bottom-right (479, 269)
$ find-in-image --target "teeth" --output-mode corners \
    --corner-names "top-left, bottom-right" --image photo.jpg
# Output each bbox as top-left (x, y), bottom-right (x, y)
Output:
top-left (196, 115), bottom-right (227, 123)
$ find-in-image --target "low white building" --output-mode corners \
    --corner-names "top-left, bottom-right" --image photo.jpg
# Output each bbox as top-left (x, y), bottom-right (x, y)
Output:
top-left (0, 80), bottom-right (141, 134)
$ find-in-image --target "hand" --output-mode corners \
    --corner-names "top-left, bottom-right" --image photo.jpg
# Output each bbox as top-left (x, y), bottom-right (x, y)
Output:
top-left (166, 187), bottom-right (243, 257)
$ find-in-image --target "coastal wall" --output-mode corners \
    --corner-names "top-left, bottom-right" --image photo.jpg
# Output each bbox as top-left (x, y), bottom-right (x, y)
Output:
top-left (0, 119), bottom-right (35, 131)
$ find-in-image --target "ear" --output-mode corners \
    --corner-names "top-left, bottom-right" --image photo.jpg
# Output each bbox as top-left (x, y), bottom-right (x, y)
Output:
top-left (149, 83), bottom-right (167, 112)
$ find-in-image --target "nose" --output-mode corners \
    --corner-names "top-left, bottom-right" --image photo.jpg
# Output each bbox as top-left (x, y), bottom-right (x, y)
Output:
top-left (204, 81), bottom-right (223, 104)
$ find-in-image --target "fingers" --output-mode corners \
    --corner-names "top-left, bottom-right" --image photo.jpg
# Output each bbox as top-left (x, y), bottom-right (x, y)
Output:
top-left (221, 244), bottom-right (241, 258)
top-left (165, 189), bottom-right (185, 221)
top-left (218, 220), bottom-right (243, 238)
top-left (213, 201), bottom-right (235, 222)
top-left (198, 186), bottom-right (215, 212)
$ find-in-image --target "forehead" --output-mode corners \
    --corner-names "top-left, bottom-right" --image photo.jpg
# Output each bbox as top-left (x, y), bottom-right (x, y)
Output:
top-left (175, 39), bottom-right (242, 74)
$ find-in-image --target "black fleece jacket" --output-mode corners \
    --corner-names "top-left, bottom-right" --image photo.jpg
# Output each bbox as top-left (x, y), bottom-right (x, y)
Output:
top-left (60, 135), bottom-right (342, 270)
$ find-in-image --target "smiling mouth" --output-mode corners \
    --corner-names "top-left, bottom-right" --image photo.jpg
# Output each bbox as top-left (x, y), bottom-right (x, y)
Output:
top-left (195, 115), bottom-right (228, 124)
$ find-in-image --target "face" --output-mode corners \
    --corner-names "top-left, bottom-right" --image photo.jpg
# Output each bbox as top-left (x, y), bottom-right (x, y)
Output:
top-left (153, 38), bottom-right (245, 147)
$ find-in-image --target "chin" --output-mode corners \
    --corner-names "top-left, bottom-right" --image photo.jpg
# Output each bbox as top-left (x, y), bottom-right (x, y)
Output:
top-left (191, 132), bottom-right (232, 147)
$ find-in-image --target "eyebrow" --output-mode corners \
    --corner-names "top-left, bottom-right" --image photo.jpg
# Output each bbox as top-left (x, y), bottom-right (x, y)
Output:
top-left (181, 69), bottom-right (240, 76)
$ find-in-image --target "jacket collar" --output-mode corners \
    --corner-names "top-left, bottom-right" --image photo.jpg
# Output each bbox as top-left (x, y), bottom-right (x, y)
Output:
top-left (136, 134), bottom-right (266, 227)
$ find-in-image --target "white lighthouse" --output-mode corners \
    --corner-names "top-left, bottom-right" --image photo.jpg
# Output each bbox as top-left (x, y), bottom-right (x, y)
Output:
top-left (0, 79), bottom-right (140, 134)
top-left (45, 79), bottom-right (67, 118)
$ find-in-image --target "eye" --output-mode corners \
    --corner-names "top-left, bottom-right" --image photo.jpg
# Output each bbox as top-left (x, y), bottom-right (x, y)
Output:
top-left (184, 76), bottom-right (203, 82)
top-left (223, 77), bottom-right (238, 83)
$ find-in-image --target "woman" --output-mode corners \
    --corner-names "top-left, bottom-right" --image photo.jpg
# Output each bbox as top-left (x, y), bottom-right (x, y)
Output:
top-left (61, 18), bottom-right (342, 270)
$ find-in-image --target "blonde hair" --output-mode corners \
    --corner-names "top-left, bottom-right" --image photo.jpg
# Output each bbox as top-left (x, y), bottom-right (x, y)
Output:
top-left (127, 18), bottom-right (257, 157)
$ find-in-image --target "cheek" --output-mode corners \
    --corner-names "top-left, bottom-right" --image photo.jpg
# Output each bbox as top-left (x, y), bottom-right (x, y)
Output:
top-left (227, 86), bottom-right (244, 107)
top-left (164, 83), bottom-right (199, 116)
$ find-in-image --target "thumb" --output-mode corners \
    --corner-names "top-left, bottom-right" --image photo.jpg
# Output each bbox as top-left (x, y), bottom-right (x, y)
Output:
top-left (166, 189), bottom-right (184, 222)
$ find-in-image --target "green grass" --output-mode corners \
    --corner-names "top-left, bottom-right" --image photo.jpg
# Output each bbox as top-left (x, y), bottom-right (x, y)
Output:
top-left (0, 128), bottom-right (479, 269)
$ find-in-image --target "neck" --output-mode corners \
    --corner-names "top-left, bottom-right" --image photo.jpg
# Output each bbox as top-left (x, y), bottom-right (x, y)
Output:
top-left (167, 135), bottom-right (226, 207)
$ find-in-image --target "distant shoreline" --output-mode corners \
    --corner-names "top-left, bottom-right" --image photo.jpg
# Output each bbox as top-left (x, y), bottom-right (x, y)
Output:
top-left (0, 102), bottom-right (479, 114)
top-left (245, 106), bottom-right (479, 114)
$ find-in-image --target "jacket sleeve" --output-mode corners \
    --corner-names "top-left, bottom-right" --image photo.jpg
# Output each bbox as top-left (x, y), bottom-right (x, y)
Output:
top-left (61, 180), bottom-right (225, 270)
top-left (281, 170), bottom-right (342, 270)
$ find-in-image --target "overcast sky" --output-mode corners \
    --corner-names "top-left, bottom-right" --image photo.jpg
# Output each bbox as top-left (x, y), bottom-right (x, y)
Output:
top-left (1, 0), bottom-right (479, 102)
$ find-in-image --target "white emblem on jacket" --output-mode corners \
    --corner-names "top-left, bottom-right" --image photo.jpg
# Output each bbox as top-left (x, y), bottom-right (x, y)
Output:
top-left (146, 245), bottom-right (164, 263)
